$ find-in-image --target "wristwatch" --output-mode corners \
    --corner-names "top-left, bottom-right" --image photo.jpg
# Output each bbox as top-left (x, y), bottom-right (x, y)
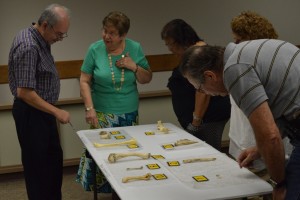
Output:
top-left (268, 178), bottom-right (286, 189)
top-left (85, 106), bottom-right (93, 111)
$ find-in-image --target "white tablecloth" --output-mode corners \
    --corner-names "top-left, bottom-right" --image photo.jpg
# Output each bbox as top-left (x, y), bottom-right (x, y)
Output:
top-left (77, 123), bottom-right (272, 200)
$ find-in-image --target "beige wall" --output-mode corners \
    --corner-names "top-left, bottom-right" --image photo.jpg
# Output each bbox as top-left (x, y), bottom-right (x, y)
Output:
top-left (1, 0), bottom-right (300, 103)
top-left (1, 0), bottom-right (300, 65)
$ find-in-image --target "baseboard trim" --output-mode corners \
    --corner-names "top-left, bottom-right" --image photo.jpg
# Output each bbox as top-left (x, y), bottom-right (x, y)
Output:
top-left (0, 158), bottom-right (81, 174)
top-left (0, 165), bottom-right (23, 174)
top-left (62, 158), bottom-right (81, 167)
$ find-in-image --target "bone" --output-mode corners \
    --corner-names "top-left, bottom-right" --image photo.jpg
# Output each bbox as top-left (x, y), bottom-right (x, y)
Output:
top-left (122, 173), bottom-right (152, 183)
top-left (157, 120), bottom-right (169, 133)
top-left (99, 131), bottom-right (111, 139)
top-left (108, 152), bottom-right (151, 163)
top-left (183, 157), bottom-right (216, 163)
top-left (174, 139), bottom-right (198, 146)
top-left (93, 138), bottom-right (137, 148)
top-left (158, 126), bottom-right (169, 133)
top-left (126, 166), bottom-right (143, 171)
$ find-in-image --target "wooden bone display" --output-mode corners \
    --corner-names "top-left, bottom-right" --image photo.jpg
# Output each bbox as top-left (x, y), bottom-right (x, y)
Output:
top-left (93, 138), bottom-right (137, 148)
top-left (122, 173), bottom-right (152, 183)
top-left (108, 152), bottom-right (151, 163)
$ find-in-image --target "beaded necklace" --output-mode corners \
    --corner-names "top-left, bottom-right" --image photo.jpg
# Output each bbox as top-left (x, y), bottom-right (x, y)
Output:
top-left (108, 54), bottom-right (125, 91)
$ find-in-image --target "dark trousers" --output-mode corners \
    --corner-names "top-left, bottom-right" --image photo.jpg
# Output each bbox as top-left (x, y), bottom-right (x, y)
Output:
top-left (191, 120), bottom-right (228, 151)
top-left (276, 116), bottom-right (300, 200)
top-left (12, 99), bottom-right (63, 200)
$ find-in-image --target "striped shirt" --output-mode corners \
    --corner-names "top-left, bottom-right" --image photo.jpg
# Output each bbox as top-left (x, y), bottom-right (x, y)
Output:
top-left (8, 25), bottom-right (60, 104)
top-left (223, 39), bottom-right (300, 120)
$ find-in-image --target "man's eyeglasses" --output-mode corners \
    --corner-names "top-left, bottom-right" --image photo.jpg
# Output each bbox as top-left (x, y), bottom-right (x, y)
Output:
top-left (50, 25), bottom-right (68, 39)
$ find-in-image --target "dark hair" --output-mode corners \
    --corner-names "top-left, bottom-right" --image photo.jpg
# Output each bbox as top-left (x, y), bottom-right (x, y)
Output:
top-left (102, 11), bottom-right (130, 36)
top-left (179, 45), bottom-right (224, 83)
top-left (38, 4), bottom-right (70, 26)
top-left (161, 19), bottom-right (203, 48)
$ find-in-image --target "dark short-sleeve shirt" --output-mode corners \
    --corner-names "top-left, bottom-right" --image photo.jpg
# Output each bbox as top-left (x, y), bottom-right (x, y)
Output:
top-left (8, 25), bottom-right (60, 104)
top-left (167, 67), bottom-right (231, 129)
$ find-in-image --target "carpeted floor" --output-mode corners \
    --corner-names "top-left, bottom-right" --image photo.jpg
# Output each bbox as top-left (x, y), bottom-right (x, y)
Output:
top-left (0, 166), bottom-right (112, 200)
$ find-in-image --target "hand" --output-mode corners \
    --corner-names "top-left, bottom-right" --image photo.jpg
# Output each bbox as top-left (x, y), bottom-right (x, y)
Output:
top-left (85, 109), bottom-right (99, 128)
top-left (115, 52), bottom-right (136, 71)
top-left (56, 109), bottom-right (70, 124)
top-left (192, 119), bottom-right (202, 126)
top-left (237, 146), bottom-right (261, 168)
top-left (186, 123), bottom-right (201, 135)
top-left (272, 186), bottom-right (286, 200)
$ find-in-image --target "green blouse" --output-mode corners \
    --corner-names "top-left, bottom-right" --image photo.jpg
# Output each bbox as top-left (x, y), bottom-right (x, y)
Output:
top-left (81, 38), bottom-right (149, 114)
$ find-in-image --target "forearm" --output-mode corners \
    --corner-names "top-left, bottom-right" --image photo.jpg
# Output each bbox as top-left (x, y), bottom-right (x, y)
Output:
top-left (135, 66), bottom-right (152, 84)
top-left (17, 88), bottom-right (60, 116)
top-left (193, 92), bottom-right (210, 125)
top-left (258, 131), bottom-right (285, 183)
top-left (249, 102), bottom-right (285, 184)
top-left (80, 73), bottom-right (94, 108)
top-left (79, 79), bottom-right (99, 126)
top-left (80, 82), bottom-right (94, 108)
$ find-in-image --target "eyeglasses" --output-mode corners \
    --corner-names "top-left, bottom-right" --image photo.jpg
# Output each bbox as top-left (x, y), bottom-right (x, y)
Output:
top-left (102, 28), bottom-right (119, 38)
top-left (50, 25), bottom-right (68, 39)
top-left (165, 41), bottom-right (176, 48)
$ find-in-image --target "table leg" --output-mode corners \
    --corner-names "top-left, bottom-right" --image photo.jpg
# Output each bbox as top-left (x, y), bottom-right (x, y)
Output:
top-left (92, 158), bottom-right (98, 200)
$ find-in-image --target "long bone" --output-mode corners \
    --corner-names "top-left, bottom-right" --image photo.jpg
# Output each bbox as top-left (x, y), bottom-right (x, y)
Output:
top-left (183, 157), bottom-right (216, 163)
top-left (174, 139), bottom-right (198, 146)
top-left (108, 152), bottom-right (151, 163)
top-left (126, 166), bottom-right (143, 171)
top-left (122, 173), bottom-right (152, 183)
top-left (93, 138), bottom-right (137, 148)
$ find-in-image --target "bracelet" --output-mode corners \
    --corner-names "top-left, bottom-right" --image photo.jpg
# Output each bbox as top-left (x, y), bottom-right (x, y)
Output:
top-left (268, 178), bottom-right (286, 189)
top-left (193, 112), bottom-right (202, 121)
top-left (134, 65), bottom-right (139, 73)
top-left (85, 106), bottom-right (93, 111)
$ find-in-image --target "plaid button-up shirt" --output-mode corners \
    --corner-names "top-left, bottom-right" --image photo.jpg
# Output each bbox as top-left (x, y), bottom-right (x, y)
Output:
top-left (8, 25), bottom-right (60, 104)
